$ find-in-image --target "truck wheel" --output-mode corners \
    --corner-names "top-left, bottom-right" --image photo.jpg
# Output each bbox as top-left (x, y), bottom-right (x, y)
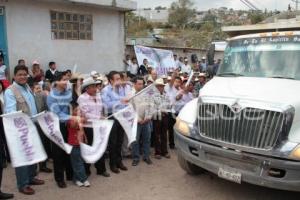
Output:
top-left (177, 153), bottom-right (205, 175)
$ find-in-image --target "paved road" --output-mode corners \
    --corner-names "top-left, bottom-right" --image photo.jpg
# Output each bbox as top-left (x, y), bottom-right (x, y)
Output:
top-left (2, 150), bottom-right (300, 200)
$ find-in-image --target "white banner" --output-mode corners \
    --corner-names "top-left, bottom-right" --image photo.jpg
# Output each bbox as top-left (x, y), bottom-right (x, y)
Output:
top-left (36, 112), bottom-right (72, 154)
top-left (80, 120), bottom-right (113, 164)
top-left (134, 45), bottom-right (176, 75)
top-left (2, 112), bottom-right (47, 168)
top-left (114, 104), bottom-right (138, 147)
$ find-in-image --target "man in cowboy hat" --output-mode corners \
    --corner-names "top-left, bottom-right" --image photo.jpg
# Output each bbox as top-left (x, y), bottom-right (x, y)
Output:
top-left (153, 78), bottom-right (171, 159)
top-left (77, 77), bottom-right (110, 177)
top-left (194, 73), bottom-right (206, 97)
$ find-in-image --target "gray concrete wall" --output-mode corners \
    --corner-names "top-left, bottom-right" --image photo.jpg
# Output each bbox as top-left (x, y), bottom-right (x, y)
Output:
top-left (0, 0), bottom-right (126, 76)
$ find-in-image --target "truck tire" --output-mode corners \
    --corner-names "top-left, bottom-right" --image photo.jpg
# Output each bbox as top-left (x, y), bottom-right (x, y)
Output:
top-left (177, 152), bottom-right (206, 175)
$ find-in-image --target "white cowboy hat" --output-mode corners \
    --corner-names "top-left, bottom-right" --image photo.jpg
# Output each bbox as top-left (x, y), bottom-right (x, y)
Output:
top-left (199, 73), bottom-right (206, 77)
top-left (90, 70), bottom-right (100, 78)
top-left (81, 77), bottom-right (102, 91)
top-left (154, 78), bottom-right (166, 86)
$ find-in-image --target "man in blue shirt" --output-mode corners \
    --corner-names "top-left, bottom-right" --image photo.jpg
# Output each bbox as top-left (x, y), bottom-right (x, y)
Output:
top-left (47, 72), bottom-right (82, 188)
top-left (4, 65), bottom-right (44, 196)
top-left (102, 71), bottom-right (129, 174)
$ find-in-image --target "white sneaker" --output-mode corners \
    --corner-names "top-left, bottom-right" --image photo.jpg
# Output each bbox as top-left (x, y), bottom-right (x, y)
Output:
top-left (83, 180), bottom-right (90, 187)
top-left (75, 181), bottom-right (84, 187)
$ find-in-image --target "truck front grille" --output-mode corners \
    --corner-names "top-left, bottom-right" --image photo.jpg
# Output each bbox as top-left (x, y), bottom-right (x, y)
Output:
top-left (198, 104), bottom-right (285, 150)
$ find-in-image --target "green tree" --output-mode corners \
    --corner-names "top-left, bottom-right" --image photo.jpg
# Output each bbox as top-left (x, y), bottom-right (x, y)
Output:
top-left (168, 0), bottom-right (196, 29)
top-left (249, 12), bottom-right (265, 24)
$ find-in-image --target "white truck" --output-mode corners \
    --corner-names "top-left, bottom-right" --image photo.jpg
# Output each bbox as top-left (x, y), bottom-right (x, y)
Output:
top-left (174, 31), bottom-right (300, 191)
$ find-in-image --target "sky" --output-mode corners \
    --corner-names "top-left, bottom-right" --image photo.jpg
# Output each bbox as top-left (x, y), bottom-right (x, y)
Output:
top-left (137, 0), bottom-right (291, 11)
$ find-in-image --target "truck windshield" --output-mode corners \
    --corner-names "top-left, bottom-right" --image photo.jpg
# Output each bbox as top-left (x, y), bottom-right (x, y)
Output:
top-left (217, 35), bottom-right (300, 80)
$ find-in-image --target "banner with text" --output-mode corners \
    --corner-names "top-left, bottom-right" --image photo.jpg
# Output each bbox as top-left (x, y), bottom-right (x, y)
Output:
top-left (134, 45), bottom-right (176, 75)
top-left (36, 112), bottom-right (73, 154)
top-left (2, 112), bottom-right (47, 168)
top-left (80, 120), bottom-right (113, 164)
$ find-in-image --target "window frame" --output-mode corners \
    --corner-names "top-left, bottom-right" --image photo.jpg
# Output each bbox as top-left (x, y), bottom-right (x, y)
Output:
top-left (50, 10), bottom-right (93, 41)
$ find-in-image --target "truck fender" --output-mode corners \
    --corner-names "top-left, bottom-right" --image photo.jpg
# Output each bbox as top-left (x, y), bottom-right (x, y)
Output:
top-left (178, 98), bottom-right (198, 124)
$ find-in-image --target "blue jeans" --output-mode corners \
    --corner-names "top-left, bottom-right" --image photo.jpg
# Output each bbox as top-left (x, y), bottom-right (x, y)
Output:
top-left (15, 164), bottom-right (37, 190)
top-left (132, 122), bottom-right (151, 161)
top-left (70, 147), bottom-right (87, 183)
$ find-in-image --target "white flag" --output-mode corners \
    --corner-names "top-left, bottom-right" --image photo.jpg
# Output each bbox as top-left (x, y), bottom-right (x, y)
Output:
top-left (2, 112), bottom-right (47, 168)
top-left (114, 104), bottom-right (138, 147)
top-left (36, 112), bottom-right (72, 154)
top-left (185, 70), bottom-right (194, 87)
top-left (80, 120), bottom-right (113, 164)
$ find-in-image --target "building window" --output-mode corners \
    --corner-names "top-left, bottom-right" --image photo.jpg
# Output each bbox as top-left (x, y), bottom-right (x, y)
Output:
top-left (50, 11), bottom-right (93, 40)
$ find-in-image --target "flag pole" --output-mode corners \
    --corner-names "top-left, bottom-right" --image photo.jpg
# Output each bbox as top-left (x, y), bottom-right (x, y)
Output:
top-left (105, 83), bottom-right (155, 119)
top-left (0, 111), bottom-right (23, 118)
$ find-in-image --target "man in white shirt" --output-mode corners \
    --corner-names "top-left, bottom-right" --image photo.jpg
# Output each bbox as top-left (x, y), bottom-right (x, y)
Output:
top-left (131, 77), bottom-right (153, 166)
top-left (164, 72), bottom-right (182, 149)
top-left (174, 80), bottom-right (195, 114)
top-left (173, 54), bottom-right (180, 70)
top-left (129, 58), bottom-right (138, 75)
top-left (123, 55), bottom-right (132, 72)
top-left (181, 58), bottom-right (191, 74)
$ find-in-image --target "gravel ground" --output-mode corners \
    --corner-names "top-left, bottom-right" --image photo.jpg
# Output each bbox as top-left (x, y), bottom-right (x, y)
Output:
top-left (2, 150), bottom-right (300, 200)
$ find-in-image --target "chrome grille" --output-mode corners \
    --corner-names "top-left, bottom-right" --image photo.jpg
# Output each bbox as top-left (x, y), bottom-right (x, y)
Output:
top-left (198, 104), bottom-right (285, 150)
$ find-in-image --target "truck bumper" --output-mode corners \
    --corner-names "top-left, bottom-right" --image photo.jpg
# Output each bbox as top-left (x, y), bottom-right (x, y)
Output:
top-left (175, 131), bottom-right (300, 192)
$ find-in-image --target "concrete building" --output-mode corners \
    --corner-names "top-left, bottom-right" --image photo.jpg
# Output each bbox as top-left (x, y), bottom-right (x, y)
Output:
top-left (0, 0), bottom-right (136, 78)
top-left (134, 9), bottom-right (169, 23)
top-left (222, 11), bottom-right (300, 37)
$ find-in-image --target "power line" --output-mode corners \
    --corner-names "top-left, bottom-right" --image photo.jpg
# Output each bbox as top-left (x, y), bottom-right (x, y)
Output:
top-left (292, 0), bottom-right (300, 10)
top-left (240, 0), bottom-right (257, 10)
top-left (252, 0), bottom-right (267, 10)
top-left (244, 0), bottom-right (260, 10)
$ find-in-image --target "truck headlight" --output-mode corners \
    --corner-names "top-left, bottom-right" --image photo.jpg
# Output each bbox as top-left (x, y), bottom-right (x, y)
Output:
top-left (174, 118), bottom-right (191, 137)
top-left (290, 145), bottom-right (300, 160)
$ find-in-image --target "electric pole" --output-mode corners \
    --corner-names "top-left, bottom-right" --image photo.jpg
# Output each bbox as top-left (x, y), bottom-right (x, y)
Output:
top-left (292, 0), bottom-right (300, 11)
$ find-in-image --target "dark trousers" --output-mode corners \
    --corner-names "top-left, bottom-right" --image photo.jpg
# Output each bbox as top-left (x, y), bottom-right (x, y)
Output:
top-left (168, 113), bottom-right (176, 148)
top-left (84, 127), bottom-right (106, 174)
top-left (153, 114), bottom-right (169, 156)
top-left (0, 127), bottom-right (9, 163)
top-left (0, 144), bottom-right (3, 189)
top-left (108, 119), bottom-right (124, 168)
top-left (36, 123), bottom-right (52, 169)
top-left (52, 123), bottom-right (73, 183)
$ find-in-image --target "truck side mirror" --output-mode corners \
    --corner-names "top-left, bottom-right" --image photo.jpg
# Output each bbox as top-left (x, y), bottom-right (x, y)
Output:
top-left (207, 44), bottom-right (215, 65)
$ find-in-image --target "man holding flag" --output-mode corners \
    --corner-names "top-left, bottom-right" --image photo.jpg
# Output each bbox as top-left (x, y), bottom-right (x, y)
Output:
top-left (47, 72), bottom-right (84, 188)
top-left (131, 77), bottom-right (153, 166)
top-left (4, 65), bottom-right (44, 195)
top-left (78, 77), bottom-right (110, 177)
top-left (164, 71), bottom-right (182, 149)
top-left (101, 71), bottom-right (129, 174)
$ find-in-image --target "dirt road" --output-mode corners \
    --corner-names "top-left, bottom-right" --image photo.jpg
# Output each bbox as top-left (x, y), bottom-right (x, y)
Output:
top-left (2, 150), bottom-right (300, 200)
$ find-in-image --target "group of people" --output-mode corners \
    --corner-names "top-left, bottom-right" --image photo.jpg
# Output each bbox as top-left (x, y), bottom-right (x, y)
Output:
top-left (0, 56), bottom-right (208, 199)
top-left (124, 54), bottom-right (221, 78)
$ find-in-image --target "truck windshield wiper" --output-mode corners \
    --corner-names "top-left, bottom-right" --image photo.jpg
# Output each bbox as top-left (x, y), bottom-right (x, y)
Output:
top-left (268, 76), bottom-right (295, 80)
top-left (217, 72), bottom-right (244, 77)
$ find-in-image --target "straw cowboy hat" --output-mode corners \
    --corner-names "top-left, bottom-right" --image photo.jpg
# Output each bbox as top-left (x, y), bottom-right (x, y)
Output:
top-left (154, 78), bottom-right (166, 86)
top-left (199, 73), bottom-right (206, 77)
top-left (81, 77), bottom-right (102, 91)
top-left (90, 70), bottom-right (100, 78)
